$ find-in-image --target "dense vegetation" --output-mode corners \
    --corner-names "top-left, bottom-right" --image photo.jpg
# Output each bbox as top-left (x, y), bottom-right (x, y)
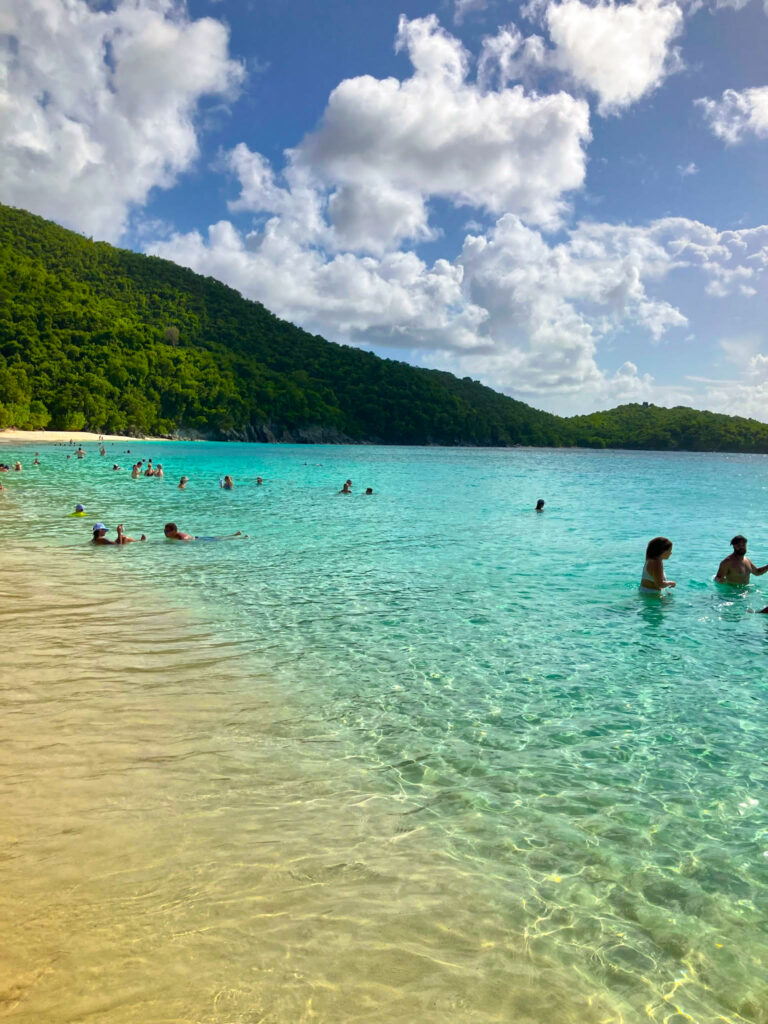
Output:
top-left (2, 202), bottom-right (768, 452)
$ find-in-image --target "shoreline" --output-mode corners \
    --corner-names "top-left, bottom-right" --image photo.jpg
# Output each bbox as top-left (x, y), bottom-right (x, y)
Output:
top-left (0, 428), bottom-right (169, 444)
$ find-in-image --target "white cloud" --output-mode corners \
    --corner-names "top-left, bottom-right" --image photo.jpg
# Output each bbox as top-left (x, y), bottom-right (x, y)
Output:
top-left (546, 0), bottom-right (684, 114)
top-left (0, 0), bottom-right (243, 240)
top-left (677, 161), bottom-right (699, 176)
top-left (696, 86), bottom-right (768, 143)
top-left (293, 15), bottom-right (591, 233)
top-left (454, 0), bottom-right (489, 23)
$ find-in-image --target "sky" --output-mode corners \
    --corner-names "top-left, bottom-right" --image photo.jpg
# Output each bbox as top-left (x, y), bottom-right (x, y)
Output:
top-left (1, 0), bottom-right (767, 418)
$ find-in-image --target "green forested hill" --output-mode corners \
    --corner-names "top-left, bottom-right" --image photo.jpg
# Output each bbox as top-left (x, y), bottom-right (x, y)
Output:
top-left (0, 203), bottom-right (565, 444)
top-left (2, 202), bottom-right (768, 452)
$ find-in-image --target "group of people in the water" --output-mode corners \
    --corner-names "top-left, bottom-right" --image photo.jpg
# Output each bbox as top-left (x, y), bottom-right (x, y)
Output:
top-left (641, 534), bottom-right (768, 612)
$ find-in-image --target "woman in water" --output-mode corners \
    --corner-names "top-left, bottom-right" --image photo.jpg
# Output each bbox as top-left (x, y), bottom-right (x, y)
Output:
top-left (640, 536), bottom-right (676, 592)
top-left (220, 475), bottom-right (234, 490)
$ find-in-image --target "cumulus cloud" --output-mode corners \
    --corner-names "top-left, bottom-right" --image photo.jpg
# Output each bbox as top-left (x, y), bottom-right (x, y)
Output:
top-left (546, 0), bottom-right (684, 114)
top-left (696, 86), bottom-right (768, 143)
top-left (0, 0), bottom-right (243, 240)
top-left (476, 1), bottom-right (684, 115)
top-left (293, 15), bottom-right (591, 233)
top-left (677, 161), bottom-right (698, 176)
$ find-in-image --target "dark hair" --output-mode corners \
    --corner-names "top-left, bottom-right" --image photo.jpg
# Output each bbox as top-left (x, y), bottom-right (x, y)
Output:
top-left (731, 535), bottom-right (747, 546)
top-left (646, 536), bottom-right (673, 559)
top-left (164, 522), bottom-right (177, 532)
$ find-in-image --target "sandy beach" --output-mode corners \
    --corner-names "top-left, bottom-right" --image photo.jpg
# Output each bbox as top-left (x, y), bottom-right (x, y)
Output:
top-left (0, 429), bottom-right (168, 444)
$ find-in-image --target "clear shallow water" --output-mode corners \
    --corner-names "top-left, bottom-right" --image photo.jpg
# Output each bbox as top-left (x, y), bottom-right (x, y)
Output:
top-left (2, 442), bottom-right (768, 1023)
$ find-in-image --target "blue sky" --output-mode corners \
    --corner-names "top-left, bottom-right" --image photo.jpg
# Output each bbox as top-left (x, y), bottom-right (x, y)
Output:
top-left (1, 0), bottom-right (767, 416)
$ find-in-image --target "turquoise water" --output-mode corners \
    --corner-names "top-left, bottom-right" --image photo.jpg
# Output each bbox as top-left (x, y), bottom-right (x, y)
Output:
top-left (2, 442), bottom-right (768, 1023)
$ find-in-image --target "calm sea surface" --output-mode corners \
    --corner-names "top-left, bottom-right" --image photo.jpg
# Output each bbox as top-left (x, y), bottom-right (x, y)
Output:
top-left (1, 441), bottom-right (767, 1023)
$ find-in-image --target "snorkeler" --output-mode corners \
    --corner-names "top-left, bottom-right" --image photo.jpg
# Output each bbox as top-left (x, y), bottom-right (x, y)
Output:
top-left (640, 536), bottom-right (676, 592)
top-left (714, 535), bottom-right (768, 585)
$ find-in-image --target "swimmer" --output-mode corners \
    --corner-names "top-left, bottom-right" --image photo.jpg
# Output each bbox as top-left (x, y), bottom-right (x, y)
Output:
top-left (220, 475), bottom-right (234, 490)
top-left (131, 464), bottom-right (140, 479)
top-left (640, 537), bottom-right (676, 592)
top-left (76, 447), bottom-right (85, 459)
top-left (13, 461), bottom-right (21, 471)
top-left (69, 503), bottom-right (87, 517)
top-left (339, 482), bottom-right (351, 494)
top-left (365, 487), bottom-right (373, 494)
top-left (144, 460), bottom-right (154, 477)
top-left (178, 476), bottom-right (189, 490)
top-left (164, 522), bottom-right (193, 542)
top-left (112, 464), bottom-right (120, 471)
top-left (99, 446), bottom-right (106, 456)
top-left (91, 523), bottom-right (114, 545)
top-left (535, 499), bottom-right (545, 512)
top-left (0, 463), bottom-right (8, 472)
top-left (164, 522), bottom-right (246, 542)
top-left (33, 454), bottom-right (40, 465)
top-left (256, 476), bottom-right (263, 486)
top-left (714, 535), bottom-right (768, 585)
top-left (154, 464), bottom-right (164, 479)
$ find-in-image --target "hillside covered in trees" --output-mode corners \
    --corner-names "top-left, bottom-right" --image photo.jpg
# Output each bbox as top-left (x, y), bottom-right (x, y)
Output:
top-left (2, 202), bottom-right (768, 453)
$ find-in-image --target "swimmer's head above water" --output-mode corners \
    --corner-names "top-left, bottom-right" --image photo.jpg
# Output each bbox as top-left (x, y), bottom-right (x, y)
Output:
top-left (535, 499), bottom-right (545, 511)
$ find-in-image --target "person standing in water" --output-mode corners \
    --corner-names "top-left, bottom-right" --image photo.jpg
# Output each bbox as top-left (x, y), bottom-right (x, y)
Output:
top-left (535, 499), bottom-right (545, 512)
top-left (178, 476), bottom-right (189, 490)
top-left (220, 475), bottom-right (234, 490)
top-left (640, 537), bottom-right (676, 592)
top-left (714, 535), bottom-right (768, 584)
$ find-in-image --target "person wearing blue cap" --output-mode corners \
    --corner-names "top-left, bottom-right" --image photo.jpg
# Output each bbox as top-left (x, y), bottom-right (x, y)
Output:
top-left (92, 523), bottom-right (145, 545)
top-left (69, 504), bottom-right (87, 517)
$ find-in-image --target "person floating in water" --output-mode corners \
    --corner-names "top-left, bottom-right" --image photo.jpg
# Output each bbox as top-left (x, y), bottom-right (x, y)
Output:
top-left (92, 523), bottom-right (145, 544)
top-left (164, 522), bottom-right (193, 541)
top-left (714, 535), bottom-right (768, 585)
top-left (69, 503), bottom-right (86, 517)
top-left (535, 499), bottom-right (545, 512)
top-left (164, 522), bottom-right (245, 542)
top-left (112, 463), bottom-right (120, 471)
top-left (640, 536), bottom-right (676, 592)
top-left (220, 475), bottom-right (234, 490)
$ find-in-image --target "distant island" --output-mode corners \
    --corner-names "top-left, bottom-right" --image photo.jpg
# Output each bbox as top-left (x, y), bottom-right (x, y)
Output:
top-left (2, 202), bottom-right (768, 453)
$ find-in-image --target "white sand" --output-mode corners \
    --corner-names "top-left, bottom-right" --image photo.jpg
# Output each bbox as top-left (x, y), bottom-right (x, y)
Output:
top-left (0, 429), bottom-right (168, 444)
